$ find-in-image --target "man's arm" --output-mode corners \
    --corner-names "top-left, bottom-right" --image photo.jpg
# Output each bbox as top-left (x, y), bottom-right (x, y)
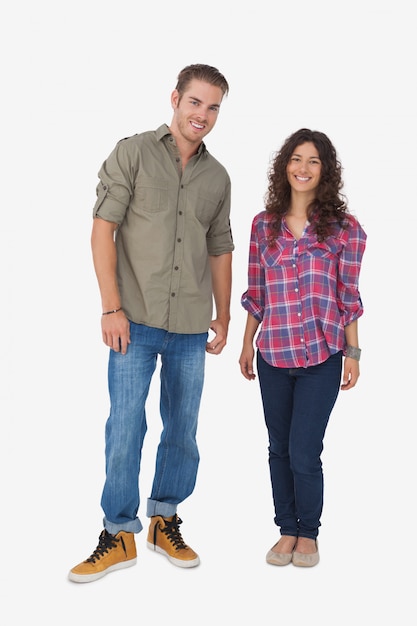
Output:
top-left (206, 252), bottom-right (232, 354)
top-left (91, 217), bottom-right (130, 354)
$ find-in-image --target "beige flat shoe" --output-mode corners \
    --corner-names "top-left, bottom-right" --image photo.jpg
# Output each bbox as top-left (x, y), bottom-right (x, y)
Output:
top-left (266, 549), bottom-right (293, 566)
top-left (292, 541), bottom-right (319, 567)
top-left (266, 538), bottom-right (296, 566)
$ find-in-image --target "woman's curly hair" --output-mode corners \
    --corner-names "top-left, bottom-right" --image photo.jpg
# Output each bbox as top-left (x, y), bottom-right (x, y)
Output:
top-left (265, 128), bottom-right (349, 243)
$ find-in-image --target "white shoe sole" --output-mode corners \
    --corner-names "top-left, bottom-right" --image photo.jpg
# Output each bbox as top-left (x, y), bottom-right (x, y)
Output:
top-left (68, 557), bottom-right (137, 583)
top-left (146, 541), bottom-right (200, 568)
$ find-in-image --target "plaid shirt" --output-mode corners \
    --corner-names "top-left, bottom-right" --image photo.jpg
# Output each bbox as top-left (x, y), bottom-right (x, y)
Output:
top-left (241, 211), bottom-right (367, 368)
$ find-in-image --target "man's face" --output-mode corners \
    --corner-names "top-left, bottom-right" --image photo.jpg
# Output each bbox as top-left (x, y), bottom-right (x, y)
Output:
top-left (170, 79), bottom-right (223, 146)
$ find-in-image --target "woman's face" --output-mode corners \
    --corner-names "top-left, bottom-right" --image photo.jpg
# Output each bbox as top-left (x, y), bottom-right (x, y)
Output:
top-left (286, 141), bottom-right (322, 193)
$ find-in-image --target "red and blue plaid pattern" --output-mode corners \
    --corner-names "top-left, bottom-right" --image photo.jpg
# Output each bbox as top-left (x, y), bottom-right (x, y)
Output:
top-left (241, 211), bottom-right (367, 368)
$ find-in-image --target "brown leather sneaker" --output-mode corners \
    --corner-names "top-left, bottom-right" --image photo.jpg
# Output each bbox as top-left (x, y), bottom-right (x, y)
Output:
top-left (69, 529), bottom-right (137, 583)
top-left (147, 514), bottom-right (200, 568)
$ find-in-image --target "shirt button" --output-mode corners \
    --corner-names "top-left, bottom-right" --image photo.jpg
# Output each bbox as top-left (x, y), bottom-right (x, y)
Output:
top-left (295, 288), bottom-right (299, 292)
top-left (177, 238), bottom-right (182, 243)
top-left (178, 211), bottom-right (183, 215)
top-left (176, 157), bottom-right (180, 162)
top-left (174, 266), bottom-right (179, 270)
top-left (298, 312), bottom-right (301, 317)
top-left (171, 292), bottom-right (176, 297)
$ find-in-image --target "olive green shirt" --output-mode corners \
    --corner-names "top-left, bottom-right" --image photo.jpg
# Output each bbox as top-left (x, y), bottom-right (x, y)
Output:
top-left (92, 124), bottom-right (234, 333)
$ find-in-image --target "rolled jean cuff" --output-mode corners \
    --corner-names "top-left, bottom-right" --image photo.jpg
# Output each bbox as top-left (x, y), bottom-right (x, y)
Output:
top-left (103, 516), bottom-right (143, 535)
top-left (147, 498), bottom-right (177, 518)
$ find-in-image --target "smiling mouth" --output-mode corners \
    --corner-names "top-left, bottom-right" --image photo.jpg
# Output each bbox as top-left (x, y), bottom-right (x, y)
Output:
top-left (295, 176), bottom-right (310, 181)
top-left (190, 121), bottom-right (204, 130)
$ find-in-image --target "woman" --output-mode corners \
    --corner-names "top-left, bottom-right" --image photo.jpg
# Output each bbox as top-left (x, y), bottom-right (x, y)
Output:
top-left (239, 129), bottom-right (366, 567)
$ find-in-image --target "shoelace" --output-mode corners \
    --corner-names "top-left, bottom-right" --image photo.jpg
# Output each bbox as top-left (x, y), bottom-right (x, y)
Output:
top-left (86, 530), bottom-right (119, 563)
top-left (161, 515), bottom-right (188, 551)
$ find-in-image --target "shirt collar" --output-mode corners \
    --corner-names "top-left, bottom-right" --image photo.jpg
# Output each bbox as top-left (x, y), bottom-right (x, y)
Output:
top-left (156, 124), bottom-right (207, 155)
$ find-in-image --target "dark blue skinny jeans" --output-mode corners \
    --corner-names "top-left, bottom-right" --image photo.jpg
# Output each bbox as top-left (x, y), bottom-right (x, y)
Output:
top-left (257, 350), bottom-right (342, 540)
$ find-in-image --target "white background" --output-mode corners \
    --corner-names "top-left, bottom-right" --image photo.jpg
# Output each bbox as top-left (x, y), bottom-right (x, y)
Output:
top-left (1, 1), bottom-right (415, 623)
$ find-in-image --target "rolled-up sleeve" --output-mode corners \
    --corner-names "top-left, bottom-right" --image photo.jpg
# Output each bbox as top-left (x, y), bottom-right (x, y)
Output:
top-left (337, 218), bottom-right (367, 326)
top-left (241, 216), bottom-right (265, 322)
top-left (92, 140), bottom-right (135, 224)
top-left (206, 178), bottom-right (234, 256)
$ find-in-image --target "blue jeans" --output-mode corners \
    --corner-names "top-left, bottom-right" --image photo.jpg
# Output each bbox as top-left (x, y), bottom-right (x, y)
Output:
top-left (257, 351), bottom-right (342, 540)
top-left (101, 322), bottom-right (207, 535)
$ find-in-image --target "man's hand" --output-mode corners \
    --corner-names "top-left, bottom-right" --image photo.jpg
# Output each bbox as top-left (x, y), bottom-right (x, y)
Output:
top-left (101, 310), bottom-right (130, 354)
top-left (206, 319), bottom-right (228, 354)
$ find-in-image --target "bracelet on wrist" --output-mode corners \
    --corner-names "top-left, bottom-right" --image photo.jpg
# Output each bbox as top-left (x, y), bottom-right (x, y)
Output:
top-left (102, 307), bottom-right (122, 316)
top-left (345, 345), bottom-right (361, 361)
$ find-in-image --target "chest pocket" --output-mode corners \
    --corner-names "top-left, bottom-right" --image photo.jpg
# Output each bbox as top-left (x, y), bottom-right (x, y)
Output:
top-left (260, 238), bottom-right (294, 267)
top-left (186, 188), bottom-right (222, 227)
top-left (304, 238), bottom-right (343, 263)
top-left (133, 176), bottom-right (169, 213)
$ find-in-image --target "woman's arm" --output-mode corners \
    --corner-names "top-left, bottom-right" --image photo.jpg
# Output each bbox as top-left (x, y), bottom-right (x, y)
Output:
top-left (239, 313), bottom-right (260, 380)
top-left (341, 319), bottom-right (360, 390)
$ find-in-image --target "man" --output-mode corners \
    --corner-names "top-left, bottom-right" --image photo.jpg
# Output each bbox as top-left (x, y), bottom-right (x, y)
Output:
top-left (69, 64), bottom-right (233, 583)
